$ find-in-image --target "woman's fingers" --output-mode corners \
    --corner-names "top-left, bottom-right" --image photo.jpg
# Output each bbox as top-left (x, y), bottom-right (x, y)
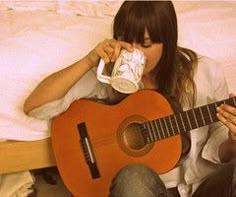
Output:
top-left (96, 39), bottom-right (133, 64)
top-left (85, 38), bottom-right (134, 68)
top-left (110, 41), bottom-right (121, 62)
top-left (119, 40), bottom-right (133, 52)
top-left (216, 95), bottom-right (236, 134)
top-left (96, 41), bottom-right (111, 63)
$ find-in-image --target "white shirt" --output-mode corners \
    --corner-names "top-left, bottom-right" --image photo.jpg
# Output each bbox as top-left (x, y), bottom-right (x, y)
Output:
top-left (29, 56), bottom-right (229, 197)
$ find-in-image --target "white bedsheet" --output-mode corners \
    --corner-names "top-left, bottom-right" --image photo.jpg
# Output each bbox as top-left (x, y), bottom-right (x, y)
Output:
top-left (177, 2), bottom-right (236, 93)
top-left (0, 2), bottom-right (236, 141)
top-left (0, 11), bottom-right (113, 141)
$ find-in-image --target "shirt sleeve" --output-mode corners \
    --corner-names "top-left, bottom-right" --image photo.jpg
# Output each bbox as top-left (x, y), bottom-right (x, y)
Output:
top-left (201, 59), bottom-right (229, 163)
top-left (202, 122), bottom-right (228, 163)
top-left (28, 70), bottom-right (105, 120)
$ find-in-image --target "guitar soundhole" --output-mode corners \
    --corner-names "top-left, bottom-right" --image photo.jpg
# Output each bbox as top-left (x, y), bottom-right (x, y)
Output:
top-left (117, 115), bottom-right (154, 157)
top-left (123, 123), bottom-right (145, 150)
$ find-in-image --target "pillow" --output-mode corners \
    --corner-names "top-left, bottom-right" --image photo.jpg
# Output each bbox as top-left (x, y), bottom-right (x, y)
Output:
top-left (176, 2), bottom-right (236, 93)
top-left (0, 0), bottom-right (57, 11)
top-left (0, 10), bottom-right (113, 140)
top-left (56, 0), bottom-right (123, 17)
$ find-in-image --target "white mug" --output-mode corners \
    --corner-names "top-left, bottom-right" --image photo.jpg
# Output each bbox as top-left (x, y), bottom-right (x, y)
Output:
top-left (97, 49), bottom-right (146, 94)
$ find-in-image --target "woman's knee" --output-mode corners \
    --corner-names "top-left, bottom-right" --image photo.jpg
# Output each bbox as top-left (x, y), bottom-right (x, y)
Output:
top-left (113, 164), bottom-right (166, 187)
top-left (109, 164), bottom-right (168, 197)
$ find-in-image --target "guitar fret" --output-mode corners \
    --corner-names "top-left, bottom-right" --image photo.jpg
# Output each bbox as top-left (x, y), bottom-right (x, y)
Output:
top-left (139, 124), bottom-right (145, 138)
top-left (179, 112), bottom-right (186, 132)
top-left (201, 106), bottom-right (212, 125)
top-left (208, 103), bottom-right (218, 122)
top-left (149, 123), bottom-right (154, 142)
top-left (225, 97), bottom-right (235, 107)
top-left (159, 119), bottom-right (167, 138)
top-left (216, 100), bottom-right (226, 106)
top-left (147, 123), bottom-right (154, 142)
top-left (180, 112), bottom-right (191, 131)
top-left (139, 96), bottom-right (236, 144)
top-left (159, 119), bottom-right (165, 137)
top-left (152, 121), bottom-right (159, 140)
top-left (144, 123), bottom-right (152, 143)
top-left (154, 120), bottom-right (161, 140)
top-left (168, 116), bottom-right (175, 136)
top-left (173, 115), bottom-right (180, 134)
top-left (145, 124), bottom-right (153, 143)
top-left (163, 118), bottom-right (170, 137)
top-left (186, 109), bottom-right (197, 129)
top-left (206, 105), bottom-right (213, 123)
top-left (141, 124), bottom-right (147, 143)
top-left (155, 119), bottom-right (164, 139)
top-left (166, 117), bottom-right (174, 136)
top-left (185, 111), bottom-right (192, 130)
top-left (156, 120), bottom-right (164, 139)
top-left (175, 114), bottom-right (185, 132)
top-left (192, 109), bottom-right (199, 128)
top-left (150, 121), bottom-right (157, 141)
top-left (170, 115), bottom-right (179, 135)
top-left (199, 107), bottom-right (206, 125)
top-left (194, 108), bottom-right (204, 127)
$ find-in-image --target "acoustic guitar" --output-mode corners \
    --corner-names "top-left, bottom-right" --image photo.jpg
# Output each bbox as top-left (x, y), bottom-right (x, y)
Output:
top-left (51, 90), bottom-right (235, 197)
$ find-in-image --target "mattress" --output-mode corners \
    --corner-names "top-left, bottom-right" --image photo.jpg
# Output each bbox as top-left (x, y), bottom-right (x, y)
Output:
top-left (0, 1), bottom-right (235, 141)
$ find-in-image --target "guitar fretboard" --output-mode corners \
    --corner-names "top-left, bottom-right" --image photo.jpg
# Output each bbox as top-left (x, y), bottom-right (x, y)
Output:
top-left (141, 97), bottom-right (236, 143)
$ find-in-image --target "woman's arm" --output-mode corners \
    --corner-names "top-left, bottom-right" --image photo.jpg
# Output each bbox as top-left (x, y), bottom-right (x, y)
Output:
top-left (219, 133), bottom-right (236, 163)
top-left (23, 39), bottom-right (133, 114)
top-left (23, 56), bottom-right (93, 114)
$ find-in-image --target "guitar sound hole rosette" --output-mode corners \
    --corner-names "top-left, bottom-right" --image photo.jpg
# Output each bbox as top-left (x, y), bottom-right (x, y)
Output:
top-left (117, 115), bottom-right (154, 157)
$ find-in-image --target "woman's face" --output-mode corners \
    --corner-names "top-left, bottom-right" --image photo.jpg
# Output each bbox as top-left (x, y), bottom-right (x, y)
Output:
top-left (132, 30), bottom-right (163, 75)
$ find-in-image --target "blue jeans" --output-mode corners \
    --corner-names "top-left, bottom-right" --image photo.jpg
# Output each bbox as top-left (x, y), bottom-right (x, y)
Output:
top-left (109, 160), bottom-right (236, 197)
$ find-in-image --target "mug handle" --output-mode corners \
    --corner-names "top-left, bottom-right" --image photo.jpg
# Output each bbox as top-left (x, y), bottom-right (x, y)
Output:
top-left (96, 59), bottom-right (111, 84)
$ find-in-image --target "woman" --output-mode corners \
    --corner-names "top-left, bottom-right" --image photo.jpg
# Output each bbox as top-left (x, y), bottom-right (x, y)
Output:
top-left (24, 1), bottom-right (236, 196)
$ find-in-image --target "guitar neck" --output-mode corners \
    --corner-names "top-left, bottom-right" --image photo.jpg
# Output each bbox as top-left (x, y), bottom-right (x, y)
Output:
top-left (142, 96), bottom-right (236, 143)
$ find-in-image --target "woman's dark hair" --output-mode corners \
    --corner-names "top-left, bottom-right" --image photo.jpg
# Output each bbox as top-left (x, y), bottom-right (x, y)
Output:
top-left (113, 1), bottom-right (197, 107)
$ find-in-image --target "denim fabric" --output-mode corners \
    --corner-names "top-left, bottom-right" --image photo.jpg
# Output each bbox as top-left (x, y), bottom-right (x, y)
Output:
top-left (193, 159), bottom-right (236, 197)
top-left (109, 164), bottom-right (175, 197)
top-left (109, 160), bottom-right (236, 197)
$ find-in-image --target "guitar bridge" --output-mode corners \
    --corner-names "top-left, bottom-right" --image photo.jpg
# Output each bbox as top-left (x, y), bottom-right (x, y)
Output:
top-left (77, 122), bottom-right (100, 179)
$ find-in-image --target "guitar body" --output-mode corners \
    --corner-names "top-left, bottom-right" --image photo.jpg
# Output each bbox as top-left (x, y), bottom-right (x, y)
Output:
top-left (51, 90), bottom-right (182, 197)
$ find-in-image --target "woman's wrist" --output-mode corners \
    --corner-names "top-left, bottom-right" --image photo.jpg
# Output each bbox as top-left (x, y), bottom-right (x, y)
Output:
top-left (80, 56), bottom-right (95, 70)
top-left (83, 50), bottom-right (100, 69)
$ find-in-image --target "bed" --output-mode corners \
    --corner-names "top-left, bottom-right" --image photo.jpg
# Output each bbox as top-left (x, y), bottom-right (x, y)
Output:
top-left (0, 1), bottom-right (236, 196)
top-left (0, 7), bottom-right (115, 175)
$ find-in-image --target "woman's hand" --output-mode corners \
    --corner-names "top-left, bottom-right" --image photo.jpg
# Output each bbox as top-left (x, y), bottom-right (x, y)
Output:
top-left (85, 38), bottom-right (133, 68)
top-left (217, 93), bottom-right (236, 140)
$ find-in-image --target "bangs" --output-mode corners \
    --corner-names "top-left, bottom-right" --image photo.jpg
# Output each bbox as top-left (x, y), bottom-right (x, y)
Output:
top-left (113, 2), bottom-right (163, 44)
